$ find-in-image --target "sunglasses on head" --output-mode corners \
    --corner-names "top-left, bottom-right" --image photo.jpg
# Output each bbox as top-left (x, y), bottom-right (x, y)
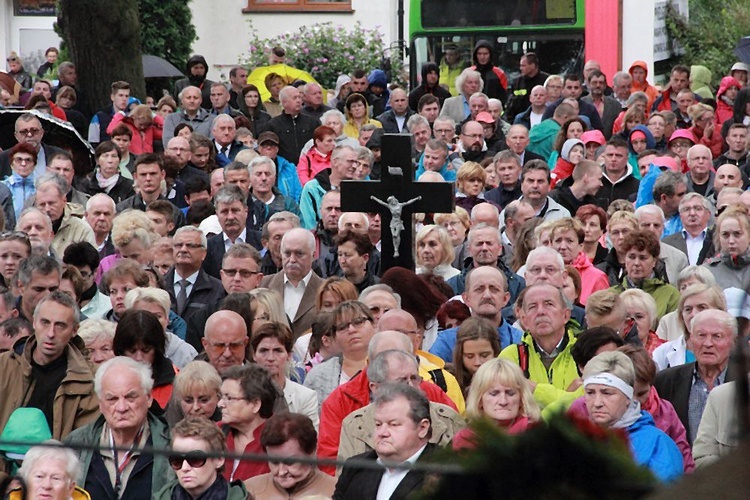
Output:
top-left (168, 451), bottom-right (208, 470)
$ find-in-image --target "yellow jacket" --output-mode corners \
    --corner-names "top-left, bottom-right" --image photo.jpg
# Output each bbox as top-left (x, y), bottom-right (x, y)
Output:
top-left (418, 350), bottom-right (466, 414)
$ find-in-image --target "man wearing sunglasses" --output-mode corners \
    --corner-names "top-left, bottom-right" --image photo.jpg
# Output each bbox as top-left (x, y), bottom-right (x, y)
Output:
top-left (0, 113), bottom-right (65, 179)
top-left (65, 356), bottom-right (173, 499)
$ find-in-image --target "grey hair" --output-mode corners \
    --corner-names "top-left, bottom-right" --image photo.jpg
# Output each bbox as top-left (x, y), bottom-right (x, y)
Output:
top-left (652, 171), bottom-right (686, 200)
top-left (679, 192), bottom-right (712, 213)
top-left (407, 114), bottom-right (430, 132)
top-left (469, 92), bottom-right (489, 103)
top-left (174, 225), bottom-right (207, 248)
top-left (86, 192), bottom-right (117, 213)
top-left (95, 356), bottom-right (154, 397)
top-left (613, 71), bottom-right (632, 85)
top-left (248, 155), bottom-right (277, 176)
top-left (18, 441), bottom-right (81, 488)
top-left (223, 160), bottom-right (250, 178)
top-left (178, 85), bottom-right (201, 103)
top-left (279, 85), bottom-right (297, 103)
top-left (691, 309), bottom-right (738, 338)
top-left (688, 144), bottom-right (713, 162)
top-left (16, 254), bottom-right (61, 287)
top-left (544, 74), bottom-right (563, 87)
top-left (212, 113), bottom-right (235, 128)
top-left (676, 265), bottom-right (716, 287)
top-left (433, 115), bottom-right (456, 129)
top-left (368, 332), bottom-right (414, 361)
top-left (280, 227), bottom-right (315, 255)
top-left (582, 351), bottom-right (636, 388)
top-left (626, 91), bottom-right (648, 106)
top-left (359, 284), bottom-right (402, 308)
top-left (467, 222), bottom-right (502, 246)
top-left (521, 283), bottom-right (572, 312)
top-left (321, 108), bottom-right (346, 125)
top-left (17, 207), bottom-right (53, 232)
top-left (34, 290), bottom-right (81, 327)
top-left (470, 204), bottom-right (500, 224)
top-left (214, 185), bottom-right (248, 208)
top-left (356, 146), bottom-right (374, 166)
top-left (634, 204), bottom-right (665, 222)
top-left (331, 144), bottom-right (356, 162)
top-left (488, 98), bottom-right (503, 113)
top-left (35, 172), bottom-right (70, 196)
top-left (268, 211), bottom-right (300, 227)
top-left (455, 68), bottom-right (484, 96)
top-left (77, 318), bottom-right (116, 347)
top-left (57, 61), bottom-right (75, 76)
top-left (367, 349), bottom-right (418, 383)
top-left (124, 287), bottom-right (171, 317)
top-left (372, 382), bottom-right (432, 433)
top-left (525, 246), bottom-right (565, 271)
top-left (223, 243), bottom-right (261, 266)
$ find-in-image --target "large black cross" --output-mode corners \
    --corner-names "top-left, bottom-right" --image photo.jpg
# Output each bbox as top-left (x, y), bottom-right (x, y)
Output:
top-left (340, 134), bottom-right (455, 271)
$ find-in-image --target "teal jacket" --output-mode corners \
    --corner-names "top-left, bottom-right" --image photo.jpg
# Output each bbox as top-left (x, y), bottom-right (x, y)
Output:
top-left (528, 119), bottom-right (561, 161)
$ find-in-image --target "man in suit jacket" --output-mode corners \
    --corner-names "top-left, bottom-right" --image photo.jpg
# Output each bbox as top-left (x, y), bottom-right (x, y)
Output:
top-left (165, 225), bottom-right (226, 323)
top-left (654, 309), bottom-right (737, 444)
top-left (334, 383), bottom-right (437, 499)
top-left (203, 185), bottom-right (257, 279)
top-left (581, 70), bottom-right (622, 139)
top-left (661, 193), bottom-right (715, 265)
top-left (260, 227), bottom-right (322, 338)
top-left (211, 113), bottom-right (248, 168)
top-left (0, 112), bottom-right (65, 179)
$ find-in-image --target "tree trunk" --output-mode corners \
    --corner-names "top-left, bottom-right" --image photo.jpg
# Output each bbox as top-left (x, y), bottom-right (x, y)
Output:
top-left (57, 0), bottom-right (146, 117)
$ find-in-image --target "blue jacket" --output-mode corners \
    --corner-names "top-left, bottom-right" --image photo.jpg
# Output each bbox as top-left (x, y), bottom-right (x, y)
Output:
top-left (429, 320), bottom-right (522, 363)
top-left (628, 411), bottom-right (684, 483)
top-left (276, 155), bottom-right (302, 203)
top-left (414, 154), bottom-right (457, 181)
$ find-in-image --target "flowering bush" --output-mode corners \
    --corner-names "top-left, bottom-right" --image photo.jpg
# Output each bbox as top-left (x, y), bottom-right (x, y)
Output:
top-left (242, 21), bottom-right (403, 90)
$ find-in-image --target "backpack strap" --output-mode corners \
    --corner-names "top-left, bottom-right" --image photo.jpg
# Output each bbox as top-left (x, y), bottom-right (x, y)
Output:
top-left (428, 368), bottom-right (448, 393)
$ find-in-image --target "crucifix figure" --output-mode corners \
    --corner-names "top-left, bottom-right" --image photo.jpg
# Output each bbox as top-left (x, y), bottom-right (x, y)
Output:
top-left (340, 134), bottom-right (454, 271)
top-left (370, 195), bottom-right (422, 257)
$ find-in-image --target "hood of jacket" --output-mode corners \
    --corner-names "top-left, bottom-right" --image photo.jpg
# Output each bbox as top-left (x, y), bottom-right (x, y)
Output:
top-left (628, 124), bottom-right (656, 154)
top-left (717, 76), bottom-right (741, 100)
top-left (312, 167), bottom-right (333, 191)
top-left (344, 93), bottom-right (372, 123)
top-left (421, 62), bottom-right (440, 85)
top-left (368, 69), bottom-right (390, 102)
top-left (602, 161), bottom-right (635, 185)
top-left (690, 65), bottom-right (713, 98)
top-left (629, 60), bottom-right (649, 79)
top-left (334, 74), bottom-right (352, 97)
top-left (561, 138), bottom-right (584, 161)
top-left (185, 54), bottom-right (209, 86)
top-left (473, 39), bottom-right (494, 68)
top-left (715, 249), bottom-right (750, 269)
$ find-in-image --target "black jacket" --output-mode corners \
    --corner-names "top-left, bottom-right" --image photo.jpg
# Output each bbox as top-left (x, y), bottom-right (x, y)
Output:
top-left (548, 185), bottom-right (605, 215)
top-left (78, 173), bottom-right (135, 205)
top-left (164, 268), bottom-right (227, 323)
top-left (542, 97), bottom-right (605, 131)
top-left (376, 109), bottom-right (415, 134)
top-left (263, 112), bottom-right (320, 164)
top-left (505, 71), bottom-right (550, 122)
top-left (485, 181), bottom-right (522, 209)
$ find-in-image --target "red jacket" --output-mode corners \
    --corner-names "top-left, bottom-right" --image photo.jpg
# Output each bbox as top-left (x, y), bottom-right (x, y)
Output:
top-left (107, 112), bottom-right (164, 155)
top-left (688, 124), bottom-right (724, 159)
top-left (298, 147), bottom-right (331, 186)
top-left (316, 369), bottom-right (457, 475)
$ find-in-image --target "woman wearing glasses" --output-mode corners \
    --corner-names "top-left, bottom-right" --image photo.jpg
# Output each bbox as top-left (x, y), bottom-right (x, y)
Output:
top-left (157, 417), bottom-right (249, 499)
top-left (218, 363), bottom-right (280, 482)
top-left (2, 142), bottom-right (38, 220)
top-left (303, 301), bottom-right (376, 412)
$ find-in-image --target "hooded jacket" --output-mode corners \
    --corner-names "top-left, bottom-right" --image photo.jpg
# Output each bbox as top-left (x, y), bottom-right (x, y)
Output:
top-left (690, 65), bottom-right (713, 100)
top-left (627, 125), bottom-right (656, 171)
top-left (715, 76), bottom-right (741, 127)
top-left (628, 61), bottom-right (659, 109)
top-left (409, 62), bottom-right (452, 110)
top-left (626, 411), bottom-right (684, 482)
top-left (299, 167), bottom-right (332, 229)
top-left (173, 55), bottom-right (214, 110)
top-left (551, 138), bottom-right (584, 188)
top-left (571, 250), bottom-right (610, 305)
top-left (367, 69), bottom-right (389, 116)
top-left (595, 161), bottom-right (640, 207)
top-left (471, 40), bottom-right (508, 102)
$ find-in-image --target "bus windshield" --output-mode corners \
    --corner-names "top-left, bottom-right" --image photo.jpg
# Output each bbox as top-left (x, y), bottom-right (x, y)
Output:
top-left (421, 0), bottom-right (578, 28)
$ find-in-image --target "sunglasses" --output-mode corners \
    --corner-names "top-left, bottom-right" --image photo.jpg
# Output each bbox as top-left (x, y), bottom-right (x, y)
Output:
top-left (168, 451), bottom-right (208, 470)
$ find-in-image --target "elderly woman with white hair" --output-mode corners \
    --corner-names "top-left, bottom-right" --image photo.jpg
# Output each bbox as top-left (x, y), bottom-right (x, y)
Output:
top-left (76, 318), bottom-right (117, 367)
top-left (619, 289), bottom-right (664, 354)
top-left (416, 224), bottom-right (461, 293)
top-left (655, 265), bottom-right (716, 342)
top-left (9, 441), bottom-right (87, 500)
top-left (125, 287), bottom-right (198, 368)
top-left (583, 351), bottom-right (683, 482)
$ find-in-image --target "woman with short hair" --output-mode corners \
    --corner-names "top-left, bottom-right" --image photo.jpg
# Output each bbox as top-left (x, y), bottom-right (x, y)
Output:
top-left (655, 265), bottom-right (716, 342)
top-left (619, 289), bottom-right (665, 354)
top-left (106, 104), bottom-right (165, 155)
top-left (416, 225), bottom-right (461, 287)
top-left (156, 417), bottom-right (249, 499)
top-left (10, 441), bottom-right (87, 500)
top-left (298, 125), bottom-right (337, 185)
top-left (452, 358), bottom-right (539, 449)
top-left (77, 318), bottom-right (116, 367)
top-left (581, 351), bottom-right (683, 482)
top-left (79, 141), bottom-right (135, 203)
top-left (166, 360), bottom-right (222, 426)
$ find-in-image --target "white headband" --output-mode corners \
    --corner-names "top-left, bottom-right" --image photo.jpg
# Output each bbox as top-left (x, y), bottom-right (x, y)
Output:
top-left (583, 373), bottom-right (634, 400)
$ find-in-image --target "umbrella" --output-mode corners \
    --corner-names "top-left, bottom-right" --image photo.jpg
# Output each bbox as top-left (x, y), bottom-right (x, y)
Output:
top-left (142, 55), bottom-right (184, 79)
top-left (246, 64), bottom-right (317, 102)
top-left (0, 72), bottom-right (21, 104)
top-left (734, 37), bottom-right (750, 65)
top-left (0, 109), bottom-right (95, 176)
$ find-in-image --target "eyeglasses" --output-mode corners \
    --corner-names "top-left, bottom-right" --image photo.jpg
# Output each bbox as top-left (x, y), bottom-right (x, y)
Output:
top-left (168, 452), bottom-right (208, 470)
top-left (205, 340), bottom-right (246, 353)
top-left (219, 393), bottom-right (248, 403)
top-left (335, 316), bottom-right (369, 333)
top-left (12, 157), bottom-right (34, 165)
top-left (16, 128), bottom-right (42, 136)
top-left (173, 242), bottom-right (204, 250)
top-left (462, 133), bottom-right (483, 139)
top-left (222, 268), bottom-right (261, 278)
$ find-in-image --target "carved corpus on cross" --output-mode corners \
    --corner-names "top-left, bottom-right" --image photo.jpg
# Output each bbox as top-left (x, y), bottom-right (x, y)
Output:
top-left (340, 134), bottom-right (455, 271)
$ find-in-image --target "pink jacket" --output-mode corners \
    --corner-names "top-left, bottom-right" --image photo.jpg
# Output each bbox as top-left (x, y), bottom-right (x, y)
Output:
top-left (107, 113), bottom-right (164, 155)
top-left (572, 251), bottom-right (609, 305)
top-left (567, 387), bottom-right (694, 473)
top-left (297, 147), bottom-right (331, 186)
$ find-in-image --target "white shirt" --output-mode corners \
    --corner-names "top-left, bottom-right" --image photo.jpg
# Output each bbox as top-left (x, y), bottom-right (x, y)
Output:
top-left (174, 270), bottom-right (199, 298)
top-left (376, 444), bottom-right (428, 500)
top-left (223, 228), bottom-right (247, 252)
top-left (283, 270), bottom-right (313, 321)
top-left (395, 114), bottom-right (406, 132)
top-left (529, 111), bottom-right (544, 128)
top-left (683, 229), bottom-right (706, 265)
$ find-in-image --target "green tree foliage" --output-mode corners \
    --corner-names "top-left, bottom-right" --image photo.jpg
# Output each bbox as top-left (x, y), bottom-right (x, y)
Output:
top-left (666, 0), bottom-right (750, 87)
top-left (138, 0), bottom-right (197, 70)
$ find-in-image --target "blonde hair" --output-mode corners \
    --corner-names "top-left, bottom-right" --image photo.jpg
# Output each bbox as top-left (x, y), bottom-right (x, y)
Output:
top-left (111, 209), bottom-right (156, 248)
top-left (456, 161), bottom-right (486, 186)
top-left (249, 288), bottom-right (288, 327)
top-left (607, 210), bottom-right (638, 231)
top-left (465, 358), bottom-right (540, 422)
top-left (124, 287), bottom-right (171, 317)
top-left (620, 288), bottom-right (658, 329)
top-left (415, 224), bottom-right (455, 268)
top-left (77, 318), bottom-right (116, 346)
top-left (677, 284), bottom-right (727, 336)
top-left (174, 360), bottom-right (222, 398)
top-left (434, 206), bottom-right (470, 231)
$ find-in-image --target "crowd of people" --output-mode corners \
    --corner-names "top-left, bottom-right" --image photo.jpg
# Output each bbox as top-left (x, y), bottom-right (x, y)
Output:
top-left (0, 41), bottom-right (748, 499)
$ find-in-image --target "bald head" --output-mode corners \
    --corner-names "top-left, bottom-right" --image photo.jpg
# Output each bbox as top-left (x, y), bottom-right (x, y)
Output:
top-left (368, 330), bottom-right (414, 359)
top-left (470, 203), bottom-right (500, 227)
top-left (714, 163), bottom-right (743, 193)
top-left (378, 309), bottom-right (423, 352)
top-left (202, 310), bottom-right (249, 374)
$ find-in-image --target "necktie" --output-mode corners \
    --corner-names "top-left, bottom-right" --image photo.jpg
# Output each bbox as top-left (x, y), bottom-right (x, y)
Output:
top-left (176, 279), bottom-right (189, 313)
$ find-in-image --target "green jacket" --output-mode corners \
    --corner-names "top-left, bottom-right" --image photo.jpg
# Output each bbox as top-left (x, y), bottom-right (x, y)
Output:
top-left (527, 118), bottom-right (561, 161)
top-left (499, 329), bottom-right (580, 408)
top-left (610, 277), bottom-right (679, 321)
top-left (154, 479), bottom-right (249, 499)
top-left (64, 411), bottom-right (173, 497)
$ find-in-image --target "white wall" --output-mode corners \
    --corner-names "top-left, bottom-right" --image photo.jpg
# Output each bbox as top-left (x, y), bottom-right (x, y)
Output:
top-left (0, 0), bottom-right (59, 76)
top-left (190, 0), bottom-right (408, 82)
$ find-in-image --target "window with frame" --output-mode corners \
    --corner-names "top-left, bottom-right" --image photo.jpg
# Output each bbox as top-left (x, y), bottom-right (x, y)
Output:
top-left (244, 0), bottom-right (352, 13)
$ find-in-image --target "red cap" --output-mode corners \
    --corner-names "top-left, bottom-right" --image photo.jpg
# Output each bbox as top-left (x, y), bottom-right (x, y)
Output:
top-left (475, 112), bottom-right (495, 124)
